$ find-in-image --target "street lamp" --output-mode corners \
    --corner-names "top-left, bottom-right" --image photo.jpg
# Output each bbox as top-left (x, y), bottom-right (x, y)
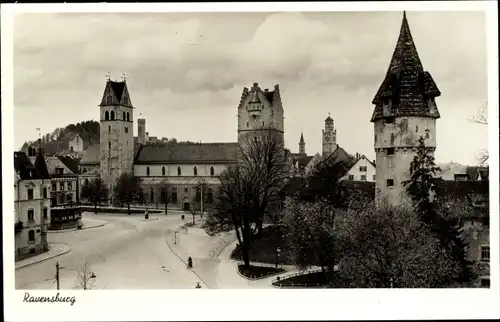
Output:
top-left (275, 247), bottom-right (281, 269)
top-left (174, 231), bottom-right (178, 244)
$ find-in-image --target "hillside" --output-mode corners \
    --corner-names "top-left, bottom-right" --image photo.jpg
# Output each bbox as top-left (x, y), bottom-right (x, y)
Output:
top-left (20, 120), bottom-right (100, 156)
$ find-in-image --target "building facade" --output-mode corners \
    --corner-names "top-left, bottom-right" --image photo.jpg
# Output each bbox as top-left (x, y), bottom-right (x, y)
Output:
top-left (371, 12), bottom-right (441, 209)
top-left (341, 154), bottom-right (376, 182)
top-left (14, 151), bottom-right (51, 261)
top-left (68, 133), bottom-right (84, 153)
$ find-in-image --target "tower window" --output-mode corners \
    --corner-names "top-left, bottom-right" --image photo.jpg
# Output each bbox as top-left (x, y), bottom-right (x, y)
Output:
top-left (146, 167), bottom-right (150, 176)
top-left (387, 148), bottom-right (395, 155)
top-left (390, 133), bottom-right (395, 144)
top-left (108, 142), bottom-right (111, 149)
top-left (210, 167), bottom-right (215, 176)
top-left (27, 208), bottom-right (34, 221)
top-left (177, 167), bottom-right (181, 176)
top-left (387, 179), bottom-right (394, 187)
top-left (162, 166), bottom-right (166, 176)
top-left (110, 111), bottom-right (115, 120)
top-left (127, 112), bottom-right (130, 122)
top-left (426, 132), bottom-right (430, 139)
top-left (123, 111), bottom-right (126, 120)
top-left (109, 125), bottom-right (111, 132)
top-left (193, 166), bottom-right (198, 176)
top-left (125, 127), bottom-right (128, 133)
top-left (105, 111), bottom-right (109, 121)
top-left (246, 122), bottom-right (249, 128)
top-left (416, 125), bottom-right (419, 132)
top-left (43, 207), bottom-right (48, 220)
top-left (262, 121), bottom-right (264, 127)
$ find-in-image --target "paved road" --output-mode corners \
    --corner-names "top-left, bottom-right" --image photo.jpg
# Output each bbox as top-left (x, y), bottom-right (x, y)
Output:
top-left (15, 211), bottom-right (202, 290)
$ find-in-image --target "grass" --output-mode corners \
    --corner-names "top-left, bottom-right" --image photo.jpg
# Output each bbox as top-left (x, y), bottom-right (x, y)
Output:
top-left (238, 264), bottom-right (285, 280)
top-left (230, 225), bottom-right (319, 266)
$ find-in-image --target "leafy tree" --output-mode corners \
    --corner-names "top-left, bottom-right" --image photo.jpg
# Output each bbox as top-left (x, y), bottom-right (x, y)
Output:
top-left (113, 173), bottom-right (141, 215)
top-left (405, 136), bottom-right (477, 286)
top-left (80, 177), bottom-right (108, 213)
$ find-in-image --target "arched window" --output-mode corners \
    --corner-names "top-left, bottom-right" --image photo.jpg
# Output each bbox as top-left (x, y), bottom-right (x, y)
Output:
top-left (390, 133), bottom-right (395, 145)
top-left (127, 112), bottom-right (130, 122)
top-left (43, 207), bottom-right (48, 220)
top-left (160, 187), bottom-right (166, 202)
top-left (146, 167), bottom-right (150, 176)
top-left (105, 111), bottom-right (109, 120)
top-left (138, 187), bottom-right (144, 203)
top-left (150, 187), bottom-right (154, 203)
top-left (177, 167), bottom-right (181, 176)
top-left (85, 178), bottom-right (89, 186)
top-left (27, 208), bottom-right (34, 221)
top-left (110, 110), bottom-right (115, 120)
top-left (171, 188), bottom-right (178, 203)
top-left (108, 125), bottom-right (111, 132)
top-left (193, 166), bottom-right (198, 176)
top-left (162, 166), bottom-right (166, 176)
top-left (207, 188), bottom-right (213, 204)
top-left (28, 230), bottom-right (35, 242)
top-left (123, 111), bottom-right (126, 120)
top-left (108, 142), bottom-right (111, 149)
top-left (210, 167), bottom-right (215, 176)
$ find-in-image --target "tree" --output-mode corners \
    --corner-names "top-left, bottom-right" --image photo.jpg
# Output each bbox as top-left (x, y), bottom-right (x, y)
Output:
top-left (405, 136), bottom-right (477, 285)
top-left (75, 261), bottom-right (96, 290)
top-left (158, 179), bottom-right (172, 215)
top-left (113, 173), bottom-right (141, 215)
top-left (80, 177), bottom-right (108, 214)
top-left (204, 130), bottom-right (290, 267)
top-left (333, 206), bottom-right (461, 288)
top-left (468, 103), bottom-right (489, 165)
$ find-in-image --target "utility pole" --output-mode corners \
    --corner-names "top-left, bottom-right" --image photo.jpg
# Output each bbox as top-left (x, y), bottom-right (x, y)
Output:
top-left (200, 184), bottom-right (203, 218)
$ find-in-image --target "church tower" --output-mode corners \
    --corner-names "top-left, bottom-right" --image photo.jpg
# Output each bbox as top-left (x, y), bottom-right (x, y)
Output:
top-left (322, 114), bottom-right (337, 156)
top-left (371, 12), bottom-right (441, 209)
top-left (299, 132), bottom-right (306, 155)
top-left (237, 82), bottom-right (284, 145)
top-left (99, 75), bottom-right (135, 192)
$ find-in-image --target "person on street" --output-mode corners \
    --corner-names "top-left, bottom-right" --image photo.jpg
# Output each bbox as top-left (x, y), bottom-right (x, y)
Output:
top-left (195, 282), bottom-right (201, 289)
top-left (187, 256), bottom-right (193, 268)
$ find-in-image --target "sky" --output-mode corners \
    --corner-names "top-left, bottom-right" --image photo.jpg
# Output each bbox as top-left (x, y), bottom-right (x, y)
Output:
top-left (13, 11), bottom-right (488, 165)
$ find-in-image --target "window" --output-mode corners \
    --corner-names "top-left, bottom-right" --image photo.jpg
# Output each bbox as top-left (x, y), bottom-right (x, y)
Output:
top-left (85, 178), bottom-right (89, 186)
top-left (27, 209), bottom-right (34, 221)
top-left (109, 125), bottom-right (111, 132)
top-left (68, 182), bottom-right (72, 191)
top-left (387, 179), bottom-right (394, 187)
top-left (162, 166), bottom-right (166, 176)
top-left (426, 132), bottom-right (430, 139)
top-left (59, 194), bottom-right (65, 204)
top-left (125, 127), bottom-right (128, 133)
top-left (207, 188), bottom-right (213, 204)
top-left (374, 133), bottom-right (377, 142)
top-left (390, 133), bottom-right (395, 144)
top-left (43, 207), bottom-right (48, 220)
top-left (67, 194), bottom-right (72, 203)
top-left (196, 188), bottom-right (201, 202)
top-left (127, 112), bottom-right (130, 122)
top-left (28, 230), bottom-right (35, 242)
top-left (105, 111), bottom-right (109, 121)
top-left (56, 167), bottom-right (64, 175)
top-left (416, 125), bottom-right (419, 133)
top-left (177, 167), bottom-right (181, 176)
top-left (146, 167), bottom-right (150, 176)
top-left (109, 142), bottom-right (111, 149)
top-left (60, 182), bottom-right (64, 191)
top-left (387, 148), bottom-right (395, 155)
top-left (373, 175), bottom-right (376, 180)
top-left (150, 187), bottom-right (154, 203)
top-left (480, 246), bottom-right (490, 262)
top-left (361, 175), bottom-right (367, 181)
top-left (388, 157), bottom-right (394, 168)
top-left (52, 183), bottom-right (57, 191)
top-left (480, 278), bottom-right (490, 288)
top-left (359, 166), bottom-right (367, 172)
top-left (110, 110), bottom-right (115, 120)
top-left (210, 167), bottom-right (215, 176)
top-left (43, 187), bottom-right (47, 198)
top-left (184, 187), bottom-right (188, 193)
top-left (171, 189), bottom-right (178, 203)
top-left (262, 121), bottom-right (264, 126)
top-left (348, 174), bottom-right (354, 180)
top-left (27, 188), bottom-right (34, 200)
top-left (247, 122), bottom-right (249, 128)
top-left (160, 188), bottom-right (166, 202)
top-left (123, 111), bottom-right (126, 120)
top-left (193, 167), bottom-right (198, 176)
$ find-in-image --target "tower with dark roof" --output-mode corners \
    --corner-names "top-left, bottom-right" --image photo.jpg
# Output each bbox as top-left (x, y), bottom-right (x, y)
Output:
top-left (322, 114), bottom-right (337, 156)
top-left (371, 12), bottom-right (441, 208)
top-left (237, 82), bottom-right (285, 145)
top-left (99, 77), bottom-right (135, 190)
top-left (299, 132), bottom-right (306, 155)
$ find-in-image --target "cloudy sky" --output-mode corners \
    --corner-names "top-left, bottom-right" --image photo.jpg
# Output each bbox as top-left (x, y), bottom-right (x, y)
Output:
top-left (13, 11), bottom-right (488, 165)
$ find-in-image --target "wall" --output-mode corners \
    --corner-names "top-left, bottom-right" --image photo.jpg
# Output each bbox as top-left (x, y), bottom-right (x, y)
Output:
top-left (51, 177), bottom-right (78, 205)
top-left (341, 157), bottom-right (376, 182)
top-left (463, 219), bottom-right (490, 286)
top-left (134, 163), bottom-right (230, 178)
top-left (69, 135), bottom-right (84, 153)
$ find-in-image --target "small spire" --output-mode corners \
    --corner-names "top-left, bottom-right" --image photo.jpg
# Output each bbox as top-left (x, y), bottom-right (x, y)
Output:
top-left (300, 132), bottom-right (305, 144)
top-left (403, 10), bottom-right (406, 20)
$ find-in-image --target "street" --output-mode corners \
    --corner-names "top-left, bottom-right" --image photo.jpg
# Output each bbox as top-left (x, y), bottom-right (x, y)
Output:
top-left (15, 211), bottom-right (202, 290)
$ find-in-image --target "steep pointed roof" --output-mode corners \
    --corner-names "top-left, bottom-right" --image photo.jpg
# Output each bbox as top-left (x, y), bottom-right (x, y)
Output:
top-left (300, 132), bottom-right (305, 144)
top-left (371, 12), bottom-right (441, 122)
top-left (100, 80), bottom-right (133, 107)
top-left (33, 149), bottom-right (51, 179)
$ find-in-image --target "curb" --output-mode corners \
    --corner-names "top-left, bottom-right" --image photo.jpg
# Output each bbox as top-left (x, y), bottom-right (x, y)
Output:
top-left (48, 221), bottom-right (107, 233)
top-left (15, 243), bottom-right (71, 270)
top-left (164, 229), bottom-right (212, 289)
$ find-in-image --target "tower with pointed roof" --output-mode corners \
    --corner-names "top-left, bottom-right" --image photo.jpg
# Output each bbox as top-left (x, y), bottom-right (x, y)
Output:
top-left (299, 132), bottom-right (306, 155)
top-left (322, 114), bottom-right (337, 156)
top-left (371, 12), bottom-right (441, 209)
top-left (99, 77), bottom-right (135, 191)
top-left (237, 82), bottom-right (285, 145)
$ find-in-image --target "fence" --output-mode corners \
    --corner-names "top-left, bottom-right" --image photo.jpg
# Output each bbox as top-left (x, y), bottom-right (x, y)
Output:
top-left (271, 268), bottom-right (324, 288)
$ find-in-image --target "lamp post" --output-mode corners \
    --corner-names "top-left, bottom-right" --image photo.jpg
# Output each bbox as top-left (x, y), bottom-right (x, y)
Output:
top-left (174, 231), bottom-right (178, 244)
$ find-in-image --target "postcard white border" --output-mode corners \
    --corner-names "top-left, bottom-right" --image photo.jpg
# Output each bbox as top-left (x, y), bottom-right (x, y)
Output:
top-left (2, 1), bottom-right (499, 321)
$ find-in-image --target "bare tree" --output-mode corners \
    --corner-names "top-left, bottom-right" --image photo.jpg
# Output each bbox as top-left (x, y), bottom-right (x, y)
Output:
top-left (158, 178), bottom-right (172, 215)
top-left (75, 261), bottom-right (96, 290)
top-left (468, 102), bottom-right (489, 165)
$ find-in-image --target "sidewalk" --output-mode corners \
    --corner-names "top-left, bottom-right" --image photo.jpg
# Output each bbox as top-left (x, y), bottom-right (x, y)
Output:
top-left (48, 217), bottom-right (107, 234)
top-left (15, 243), bottom-right (71, 269)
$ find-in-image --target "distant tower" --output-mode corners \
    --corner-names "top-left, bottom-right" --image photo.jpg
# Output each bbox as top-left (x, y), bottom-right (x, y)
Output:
top-left (99, 75), bottom-right (135, 191)
top-left (237, 82), bottom-right (285, 145)
top-left (322, 114), bottom-right (337, 156)
top-left (137, 118), bottom-right (146, 144)
top-left (371, 12), bottom-right (441, 209)
top-left (299, 132), bottom-right (306, 154)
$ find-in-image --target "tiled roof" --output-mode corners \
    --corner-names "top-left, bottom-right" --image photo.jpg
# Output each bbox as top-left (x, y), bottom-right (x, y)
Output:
top-left (297, 155), bottom-right (314, 167)
top-left (317, 146), bottom-right (357, 174)
top-left (80, 144), bottom-right (100, 165)
top-left (33, 150), bottom-right (51, 179)
top-left (58, 155), bottom-right (81, 174)
top-left (239, 83), bottom-right (277, 107)
top-left (371, 12), bottom-right (441, 122)
top-left (14, 152), bottom-right (43, 180)
top-left (29, 156), bottom-right (75, 176)
top-left (134, 142), bottom-right (238, 164)
top-left (100, 80), bottom-right (133, 107)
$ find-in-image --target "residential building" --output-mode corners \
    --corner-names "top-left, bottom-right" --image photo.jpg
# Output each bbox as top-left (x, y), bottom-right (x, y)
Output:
top-left (14, 150), bottom-right (51, 261)
top-left (341, 154), bottom-right (376, 182)
top-left (68, 133), bottom-right (84, 153)
top-left (371, 12), bottom-right (441, 209)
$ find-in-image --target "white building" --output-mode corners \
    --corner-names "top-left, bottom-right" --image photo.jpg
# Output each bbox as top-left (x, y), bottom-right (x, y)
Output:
top-left (341, 154), bottom-right (376, 182)
top-left (68, 133), bottom-right (84, 153)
